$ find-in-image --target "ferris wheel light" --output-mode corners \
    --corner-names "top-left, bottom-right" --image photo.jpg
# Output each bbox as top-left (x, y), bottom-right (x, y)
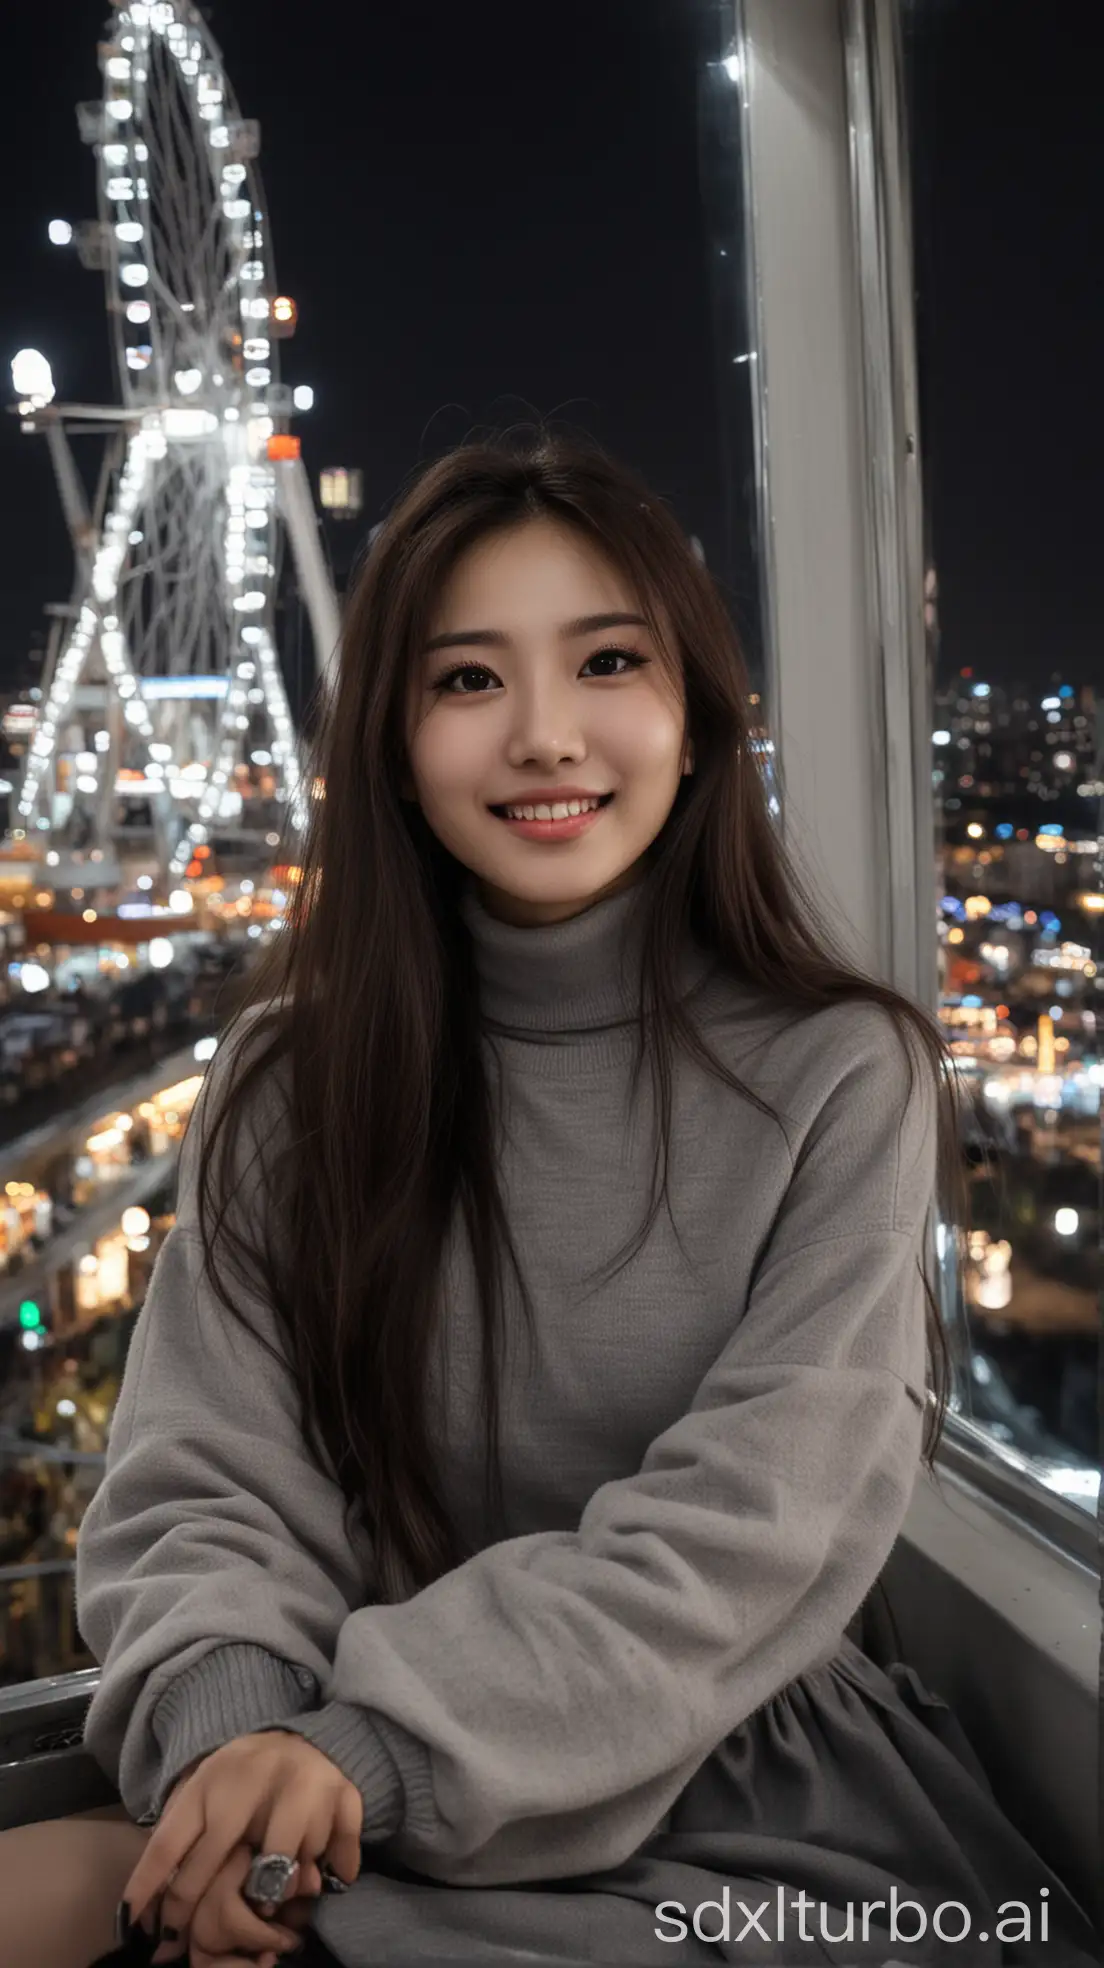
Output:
top-left (126, 346), bottom-right (152, 370)
top-left (223, 198), bottom-right (251, 220)
top-left (102, 143), bottom-right (129, 166)
top-left (292, 385), bottom-right (314, 411)
top-left (243, 338), bottom-right (270, 360)
top-left (221, 162), bottom-right (247, 185)
top-left (105, 56), bottom-right (132, 80)
top-left (245, 366), bottom-right (271, 387)
top-left (233, 592), bottom-right (266, 612)
top-left (120, 263), bottom-right (150, 287)
top-left (209, 125), bottom-right (230, 148)
top-left (245, 417), bottom-right (273, 459)
top-left (173, 368), bottom-right (203, 394)
top-left (48, 219), bottom-right (73, 245)
top-left (115, 221), bottom-right (144, 243)
top-left (125, 299), bottom-right (151, 323)
top-left (10, 349), bottom-right (55, 404)
top-left (163, 408), bottom-right (218, 438)
top-left (106, 176), bottom-right (135, 199)
top-left (106, 98), bottom-right (135, 122)
top-left (242, 297), bottom-right (269, 320)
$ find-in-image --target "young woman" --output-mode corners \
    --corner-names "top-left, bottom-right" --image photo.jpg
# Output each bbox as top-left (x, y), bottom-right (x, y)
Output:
top-left (2, 431), bottom-right (1095, 1968)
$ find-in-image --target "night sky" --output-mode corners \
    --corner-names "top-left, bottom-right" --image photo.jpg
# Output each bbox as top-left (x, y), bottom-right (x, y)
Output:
top-left (0, 0), bottom-right (1097, 702)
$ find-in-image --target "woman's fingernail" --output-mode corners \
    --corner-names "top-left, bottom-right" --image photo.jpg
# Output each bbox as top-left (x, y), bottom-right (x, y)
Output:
top-left (114, 1901), bottom-right (133, 1947)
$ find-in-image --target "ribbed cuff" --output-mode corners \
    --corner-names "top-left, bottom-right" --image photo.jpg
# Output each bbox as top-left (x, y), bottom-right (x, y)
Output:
top-left (147, 1643), bottom-right (320, 1820)
top-left (269, 1702), bottom-right (406, 1840)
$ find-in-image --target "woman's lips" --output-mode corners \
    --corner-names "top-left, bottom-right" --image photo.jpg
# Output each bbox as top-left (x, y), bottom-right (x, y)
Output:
top-left (490, 793), bottom-right (614, 842)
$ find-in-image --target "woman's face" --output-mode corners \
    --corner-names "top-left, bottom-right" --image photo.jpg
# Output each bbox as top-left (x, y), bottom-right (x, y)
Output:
top-left (404, 518), bottom-right (691, 926)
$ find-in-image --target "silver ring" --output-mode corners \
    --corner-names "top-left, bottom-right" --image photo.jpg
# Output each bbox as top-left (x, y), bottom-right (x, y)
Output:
top-left (243, 1851), bottom-right (300, 1909)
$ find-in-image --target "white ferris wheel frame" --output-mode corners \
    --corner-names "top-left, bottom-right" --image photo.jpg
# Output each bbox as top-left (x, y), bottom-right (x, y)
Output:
top-left (17, 0), bottom-right (339, 886)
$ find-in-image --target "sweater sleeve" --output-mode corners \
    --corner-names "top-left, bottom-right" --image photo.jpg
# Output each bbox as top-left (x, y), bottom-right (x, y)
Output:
top-left (267, 1012), bottom-right (940, 1884)
top-left (75, 1011), bottom-right (388, 1827)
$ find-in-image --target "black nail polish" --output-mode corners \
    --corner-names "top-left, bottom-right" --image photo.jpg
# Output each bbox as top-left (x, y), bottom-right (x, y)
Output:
top-left (114, 1900), bottom-right (133, 1948)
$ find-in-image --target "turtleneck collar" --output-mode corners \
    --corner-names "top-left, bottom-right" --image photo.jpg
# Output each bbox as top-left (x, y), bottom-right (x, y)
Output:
top-left (458, 866), bottom-right (715, 1043)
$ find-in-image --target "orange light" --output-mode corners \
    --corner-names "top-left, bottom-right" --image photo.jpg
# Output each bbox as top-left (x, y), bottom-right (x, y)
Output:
top-left (270, 296), bottom-right (298, 338)
top-left (267, 434), bottom-right (301, 461)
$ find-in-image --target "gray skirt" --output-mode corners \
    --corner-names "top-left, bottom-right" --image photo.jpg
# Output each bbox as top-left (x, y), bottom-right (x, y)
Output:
top-left (309, 1638), bottom-right (1098, 1966)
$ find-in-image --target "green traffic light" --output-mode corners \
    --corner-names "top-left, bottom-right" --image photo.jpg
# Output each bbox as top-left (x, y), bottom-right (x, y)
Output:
top-left (18, 1301), bottom-right (43, 1330)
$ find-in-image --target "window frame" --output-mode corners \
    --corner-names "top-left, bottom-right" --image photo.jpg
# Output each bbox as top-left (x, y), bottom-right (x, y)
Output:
top-left (735, 0), bottom-right (1099, 1564)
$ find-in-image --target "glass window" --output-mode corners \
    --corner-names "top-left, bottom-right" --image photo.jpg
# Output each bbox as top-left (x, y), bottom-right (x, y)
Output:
top-left (902, 0), bottom-right (1100, 1513)
top-left (0, 0), bottom-right (759, 1680)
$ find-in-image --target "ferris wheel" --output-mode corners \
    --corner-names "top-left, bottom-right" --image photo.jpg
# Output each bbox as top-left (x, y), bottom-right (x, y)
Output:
top-left (14, 0), bottom-right (339, 889)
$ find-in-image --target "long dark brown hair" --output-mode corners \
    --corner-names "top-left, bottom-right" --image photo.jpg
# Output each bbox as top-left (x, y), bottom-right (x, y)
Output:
top-left (190, 425), bottom-right (971, 1604)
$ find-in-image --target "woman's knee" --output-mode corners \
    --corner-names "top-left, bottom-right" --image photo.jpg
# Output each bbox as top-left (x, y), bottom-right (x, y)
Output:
top-left (0, 1814), bottom-right (151, 1968)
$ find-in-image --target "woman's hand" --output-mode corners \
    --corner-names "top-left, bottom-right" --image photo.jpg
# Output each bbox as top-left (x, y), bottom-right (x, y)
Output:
top-left (121, 1730), bottom-right (363, 1960)
top-left (152, 1839), bottom-right (320, 1967)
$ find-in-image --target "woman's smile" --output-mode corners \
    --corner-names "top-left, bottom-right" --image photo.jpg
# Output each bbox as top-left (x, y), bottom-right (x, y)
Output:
top-left (488, 791), bottom-right (616, 841)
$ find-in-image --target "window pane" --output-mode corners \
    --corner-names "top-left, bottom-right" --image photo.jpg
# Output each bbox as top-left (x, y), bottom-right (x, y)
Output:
top-left (0, 0), bottom-right (759, 1678)
top-left (903, 0), bottom-right (1100, 1509)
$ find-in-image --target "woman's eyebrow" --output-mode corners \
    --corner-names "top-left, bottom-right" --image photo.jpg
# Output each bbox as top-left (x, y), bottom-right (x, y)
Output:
top-left (420, 611), bottom-right (649, 656)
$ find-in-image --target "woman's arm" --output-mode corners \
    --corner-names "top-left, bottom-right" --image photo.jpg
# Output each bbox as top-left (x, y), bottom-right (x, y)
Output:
top-left (266, 1013), bottom-right (939, 1885)
top-left (76, 1013), bottom-right (374, 1827)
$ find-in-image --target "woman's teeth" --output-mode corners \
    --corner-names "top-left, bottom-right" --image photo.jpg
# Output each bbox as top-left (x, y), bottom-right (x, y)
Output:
top-left (502, 796), bottom-right (603, 821)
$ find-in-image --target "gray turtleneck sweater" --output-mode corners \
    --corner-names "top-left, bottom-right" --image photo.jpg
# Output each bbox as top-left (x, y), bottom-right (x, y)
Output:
top-left (76, 875), bottom-right (935, 1885)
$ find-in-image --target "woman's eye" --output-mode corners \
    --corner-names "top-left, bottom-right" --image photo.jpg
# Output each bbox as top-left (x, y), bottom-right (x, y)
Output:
top-left (433, 665), bottom-right (495, 694)
top-left (582, 646), bottom-right (647, 678)
top-left (430, 647), bottom-right (646, 694)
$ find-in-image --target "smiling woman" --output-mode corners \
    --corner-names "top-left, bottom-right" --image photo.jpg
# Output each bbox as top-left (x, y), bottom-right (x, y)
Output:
top-left (56, 423), bottom-right (1094, 1965)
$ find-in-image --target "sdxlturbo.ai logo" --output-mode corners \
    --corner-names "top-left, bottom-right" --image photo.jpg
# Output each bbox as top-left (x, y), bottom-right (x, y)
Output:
top-left (654, 1886), bottom-right (1051, 1949)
